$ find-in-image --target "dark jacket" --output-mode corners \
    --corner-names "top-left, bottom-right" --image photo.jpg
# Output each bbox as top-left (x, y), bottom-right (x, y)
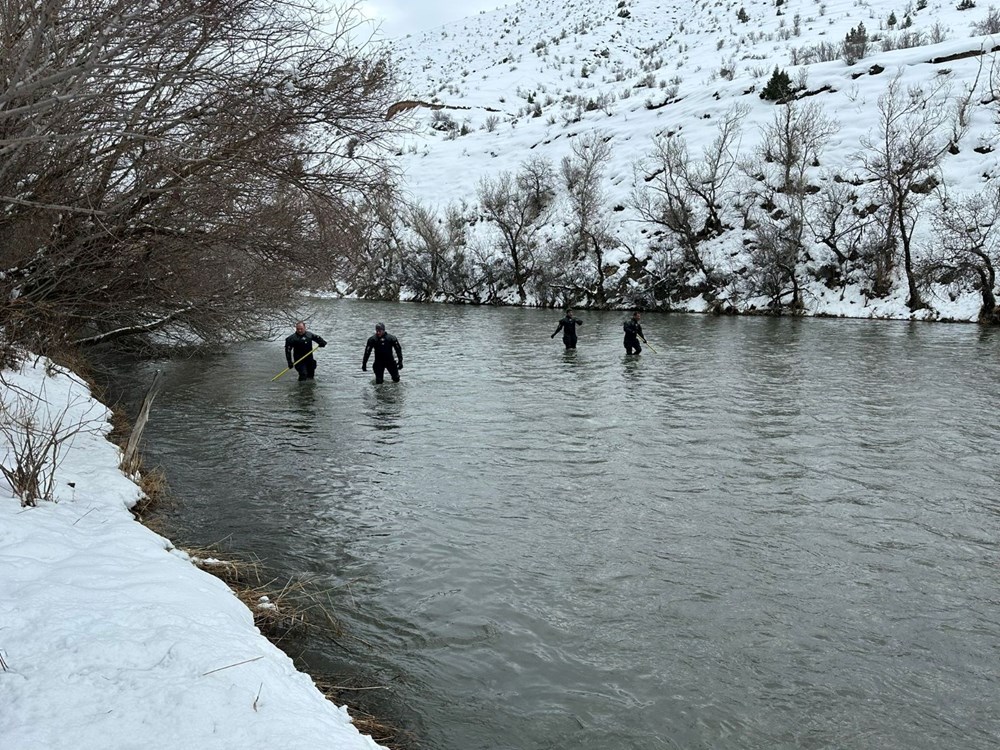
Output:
top-left (363, 332), bottom-right (402, 367)
top-left (285, 331), bottom-right (326, 366)
top-left (623, 319), bottom-right (644, 341)
top-left (552, 316), bottom-right (582, 339)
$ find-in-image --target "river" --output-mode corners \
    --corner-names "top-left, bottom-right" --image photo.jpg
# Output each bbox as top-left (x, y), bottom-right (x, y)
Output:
top-left (100, 300), bottom-right (1000, 750)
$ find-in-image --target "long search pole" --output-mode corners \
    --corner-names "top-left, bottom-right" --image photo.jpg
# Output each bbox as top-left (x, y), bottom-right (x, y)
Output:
top-left (641, 338), bottom-right (658, 354)
top-left (271, 347), bottom-right (319, 382)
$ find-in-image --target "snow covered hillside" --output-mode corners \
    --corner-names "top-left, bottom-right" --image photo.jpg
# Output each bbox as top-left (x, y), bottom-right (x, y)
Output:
top-left (363, 0), bottom-right (1000, 321)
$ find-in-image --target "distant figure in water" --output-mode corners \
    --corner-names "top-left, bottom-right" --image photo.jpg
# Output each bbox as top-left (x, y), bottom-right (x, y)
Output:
top-left (363, 322), bottom-right (403, 383)
top-left (551, 308), bottom-right (583, 349)
top-left (284, 321), bottom-right (327, 381)
top-left (623, 311), bottom-right (646, 355)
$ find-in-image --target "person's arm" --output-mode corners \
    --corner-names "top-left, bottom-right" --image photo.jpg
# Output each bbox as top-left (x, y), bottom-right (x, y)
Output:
top-left (551, 320), bottom-right (564, 338)
top-left (284, 340), bottom-right (293, 367)
top-left (312, 333), bottom-right (327, 347)
top-left (362, 340), bottom-right (373, 370)
top-left (393, 337), bottom-right (403, 367)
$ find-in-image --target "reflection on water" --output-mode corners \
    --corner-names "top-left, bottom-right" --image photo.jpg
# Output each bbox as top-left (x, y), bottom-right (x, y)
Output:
top-left (103, 302), bottom-right (1000, 750)
top-left (364, 384), bottom-right (405, 437)
top-left (286, 383), bottom-right (318, 431)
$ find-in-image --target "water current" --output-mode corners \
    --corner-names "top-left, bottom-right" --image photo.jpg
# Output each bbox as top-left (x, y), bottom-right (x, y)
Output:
top-left (101, 300), bottom-right (1000, 750)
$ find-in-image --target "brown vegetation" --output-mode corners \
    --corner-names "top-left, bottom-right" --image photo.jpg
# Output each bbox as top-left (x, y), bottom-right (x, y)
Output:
top-left (0, 0), bottom-right (399, 356)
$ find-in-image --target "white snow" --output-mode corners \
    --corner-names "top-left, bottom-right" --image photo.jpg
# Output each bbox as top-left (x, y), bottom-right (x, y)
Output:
top-left (4, 0), bottom-right (1000, 746)
top-left (0, 357), bottom-right (385, 750)
top-left (381, 0), bottom-right (1000, 319)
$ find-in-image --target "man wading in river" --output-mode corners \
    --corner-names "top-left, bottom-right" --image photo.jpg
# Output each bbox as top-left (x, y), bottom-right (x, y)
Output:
top-left (623, 311), bottom-right (647, 355)
top-left (362, 322), bottom-right (403, 383)
top-left (550, 308), bottom-right (583, 350)
top-left (284, 321), bottom-right (327, 381)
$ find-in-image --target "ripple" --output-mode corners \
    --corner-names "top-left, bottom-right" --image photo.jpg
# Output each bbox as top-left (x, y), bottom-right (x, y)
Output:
top-left (113, 303), bottom-right (1000, 750)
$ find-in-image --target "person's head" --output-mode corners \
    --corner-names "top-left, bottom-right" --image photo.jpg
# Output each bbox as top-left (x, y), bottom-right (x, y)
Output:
top-left (375, 322), bottom-right (385, 337)
top-left (632, 311), bottom-right (641, 320)
top-left (566, 309), bottom-right (574, 318)
top-left (294, 321), bottom-right (306, 335)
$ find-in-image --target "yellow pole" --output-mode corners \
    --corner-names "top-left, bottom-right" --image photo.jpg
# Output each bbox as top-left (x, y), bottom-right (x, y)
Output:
top-left (271, 347), bottom-right (319, 381)
top-left (642, 338), bottom-right (658, 354)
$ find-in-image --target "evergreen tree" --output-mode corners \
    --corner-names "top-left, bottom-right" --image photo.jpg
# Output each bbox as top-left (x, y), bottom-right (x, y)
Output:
top-left (760, 67), bottom-right (794, 101)
top-left (843, 22), bottom-right (869, 64)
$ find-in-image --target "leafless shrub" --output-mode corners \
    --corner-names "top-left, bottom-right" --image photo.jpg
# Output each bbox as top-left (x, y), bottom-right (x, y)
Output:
top-left (477, 157), bottom-right (556, 302)
top-left (791, 41), bottom-right (840, 64)
top-left (742, 102), bottom-right (838, 310)
top-left (0, 0), bottom-right (399, 354)
top-left (633, 106), bottom-right (747, 294)
top-left (859, 74), bottom-right (954, 309)
top-left (880, 30), bottom-right (925, 50)
top-left (743, 219), bottom-right (806, 309)
top-left (1, 387), bottom-right (97, 507)
top-left (560, 133), bottom-right (614, 306)
top-left (807, 178), bottom-right (882, 288)
top-left (928, 22), bottom-right (950, 43)
top-left (973, 5), bottom-right (1000, 33)
top-left (926, 188), bottom-right (1000, 321)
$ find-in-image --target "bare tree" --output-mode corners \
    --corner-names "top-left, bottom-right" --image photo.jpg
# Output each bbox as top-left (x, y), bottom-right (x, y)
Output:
top-left (560, 132), bottom-right (613, 305)
top-left (400, 201), bottom-right (474, 302)
top-left (477, 158), bottom-right (554, 303)
top-left (0, 0), bottom-right (399, 354)
top-left (808, 178), bottom-right (883, 291)
top-left (633, 105), bottom-right (747, 295)
top-left (859, 73), bottom-right (953, 311)
top-left (743, 102), bottom-right (838, 310)
top-left (344, 190), bottom-right (405, 301)
top-left (926, 188), bottom-right (1000, 322)
top-left (404, 203), bottom-right (449, 300)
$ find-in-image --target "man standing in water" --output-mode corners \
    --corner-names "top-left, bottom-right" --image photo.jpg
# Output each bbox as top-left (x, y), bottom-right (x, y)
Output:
top-left (284, 321), bottom-right (327, 381)
top-left (623, 311), bottom-right (646, 355)
top-left (550, 308), bottom-right (583, 350)
top-left (363, 322), bottom-right (403, 383)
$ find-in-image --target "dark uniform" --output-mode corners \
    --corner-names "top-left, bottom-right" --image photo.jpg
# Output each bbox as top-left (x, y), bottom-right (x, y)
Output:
top-left (623, 316), bottom-right (644, 355)
top-left (551, 314), bottom-right (583, 349)
top-left (284, 329), bottom-right (327, 380)
top-left (363, 324), bottom-right (403, 383)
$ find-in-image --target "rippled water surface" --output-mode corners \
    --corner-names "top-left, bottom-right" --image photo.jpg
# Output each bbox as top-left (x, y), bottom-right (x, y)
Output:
top-left (105, 301), bottom-right (1000, 750)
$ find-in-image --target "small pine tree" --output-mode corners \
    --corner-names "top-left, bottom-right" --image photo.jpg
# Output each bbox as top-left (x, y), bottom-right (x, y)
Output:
top-left (887, 11), bottom-right (898, 26)
top-left (737, 6), bottom-right (750, 22)
top-left (843, 22), bottom-right (869, 64)
top-left (760, 66), bottom-right (794, 101)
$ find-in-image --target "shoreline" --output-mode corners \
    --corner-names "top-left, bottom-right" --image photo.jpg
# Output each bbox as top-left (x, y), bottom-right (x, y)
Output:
top-left (310, 285), bottom-right (993, 325)
top-left (0, 355), bottom-right (396, 750)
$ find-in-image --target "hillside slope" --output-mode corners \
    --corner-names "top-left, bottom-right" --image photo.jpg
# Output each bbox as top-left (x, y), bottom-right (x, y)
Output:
top-left (367, 0), bottom-right (1000, 321)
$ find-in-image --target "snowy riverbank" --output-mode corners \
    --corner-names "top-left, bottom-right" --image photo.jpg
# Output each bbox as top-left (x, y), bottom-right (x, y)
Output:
top-left (0, 356), bottom-right (384, 750)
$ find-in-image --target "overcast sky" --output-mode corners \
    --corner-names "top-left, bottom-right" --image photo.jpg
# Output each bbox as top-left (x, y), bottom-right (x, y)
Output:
top-left (360, 0), bottom-right (510, 39)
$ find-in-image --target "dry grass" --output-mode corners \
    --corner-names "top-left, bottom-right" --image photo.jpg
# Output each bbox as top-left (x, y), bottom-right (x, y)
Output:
top-left (182, 546), bottom-right (345, 643)
top-left (43, 345), bottom-right (95, 387)
top-left (314, 677), bottom-right (414, 750)
top-left (105, 400), bottom-right (133, 448)
top-left (233, 577), bottom-right (341, 643)
top-left (129, 466), bottom-right (171, 520)
top-left (178, 544), bottom-right (411, 747)
top-left (182, 545), bottom-right (262, 587)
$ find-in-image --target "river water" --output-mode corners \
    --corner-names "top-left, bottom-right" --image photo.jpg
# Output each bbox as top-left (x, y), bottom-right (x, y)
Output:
top-left (103, 300), bottom-right (1000, 750)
